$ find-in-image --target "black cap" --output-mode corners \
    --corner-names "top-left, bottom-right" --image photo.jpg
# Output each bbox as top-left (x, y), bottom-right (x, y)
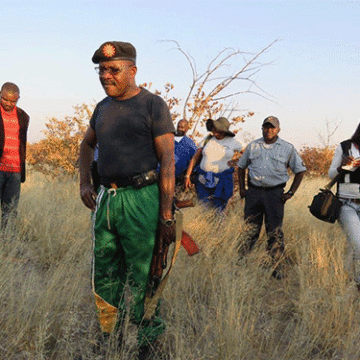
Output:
top-left (92, 41), bottom-right (136, 64)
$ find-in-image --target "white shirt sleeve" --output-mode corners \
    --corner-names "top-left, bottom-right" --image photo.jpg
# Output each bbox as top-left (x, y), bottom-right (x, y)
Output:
top-left (328, 144), bottom-right (343, 179)
top-left (233, 139), bottom-right (243, 152)
top-left (288, 146), bottom-right (307, 174)
top-left (237, 144), bottom-right (250, 169)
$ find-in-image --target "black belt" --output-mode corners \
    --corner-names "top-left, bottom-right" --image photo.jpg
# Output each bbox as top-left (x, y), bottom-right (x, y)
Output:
top-left (248, 182), bottom-right (286, 191)
top-left (100, 170), bottom-right (158, 189)
top-left (340, 197), bottom-right (360, 204)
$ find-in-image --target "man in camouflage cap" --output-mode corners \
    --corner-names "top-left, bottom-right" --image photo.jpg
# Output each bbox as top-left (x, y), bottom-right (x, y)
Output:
top-left (80, 41), bottom-right (175, 359)
top-left (236, 116), bottom-right (306, 278)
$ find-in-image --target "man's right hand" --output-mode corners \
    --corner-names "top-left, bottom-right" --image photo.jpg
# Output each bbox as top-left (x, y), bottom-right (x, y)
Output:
top-left (80, 183), bottom-right (97, 211)
top-left (240, 188), bottom-right (246, 199)
top-left (341, 156), bottom-right (355, 167)
top-left (184, 176), bottom-right (193, 189)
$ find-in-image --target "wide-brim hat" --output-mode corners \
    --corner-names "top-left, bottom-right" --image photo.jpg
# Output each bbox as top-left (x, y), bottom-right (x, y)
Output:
top-left (206, 117), bottom-right (235, 137)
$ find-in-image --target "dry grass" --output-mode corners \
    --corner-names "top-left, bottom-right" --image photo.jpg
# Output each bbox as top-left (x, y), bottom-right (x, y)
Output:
top-left (1, 173), bottom-right (360, 359)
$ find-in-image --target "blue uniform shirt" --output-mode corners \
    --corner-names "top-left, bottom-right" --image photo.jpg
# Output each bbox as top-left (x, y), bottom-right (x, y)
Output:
top-left (237, 137), bottom-right (306, 187)
top-left (174, 135), bottom-right (197, 177)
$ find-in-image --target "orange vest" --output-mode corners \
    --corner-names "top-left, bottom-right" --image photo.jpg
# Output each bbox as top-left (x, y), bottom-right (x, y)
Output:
top-left (0, 106), bottom-right (29, 181)
top-left (0, 107), bottom-right (20, 173)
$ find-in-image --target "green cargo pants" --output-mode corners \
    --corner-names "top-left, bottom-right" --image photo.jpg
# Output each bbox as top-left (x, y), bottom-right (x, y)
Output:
top-left (92, 183), bottom-right (165, 345)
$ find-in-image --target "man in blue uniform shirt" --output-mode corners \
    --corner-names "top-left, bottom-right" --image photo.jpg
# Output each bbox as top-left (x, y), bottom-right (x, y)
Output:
top-left (174, 119), bottom-right (197, 185)
top-left (237, 116), bottom-right (306, 276)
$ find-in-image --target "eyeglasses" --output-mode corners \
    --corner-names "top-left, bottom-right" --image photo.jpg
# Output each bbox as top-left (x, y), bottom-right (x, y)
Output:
top-left (94, 66), bottom-right (125, 76)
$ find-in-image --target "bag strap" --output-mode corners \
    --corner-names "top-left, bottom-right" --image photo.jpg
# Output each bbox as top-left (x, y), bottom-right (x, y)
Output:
top-left (324, 171), bottom-right (343, 191)
top-left (203, 134), bottom-right (213, 148)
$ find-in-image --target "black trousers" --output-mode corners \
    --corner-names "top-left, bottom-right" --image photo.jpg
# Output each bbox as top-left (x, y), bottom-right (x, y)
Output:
top-left (244, 185), bottom-right (285, 253)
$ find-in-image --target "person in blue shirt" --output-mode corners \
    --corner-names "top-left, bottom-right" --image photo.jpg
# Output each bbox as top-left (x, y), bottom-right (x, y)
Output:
top-left (237, 116), bottom-right (306, 278)
top-left (174, 119), bottom-right (197, 185)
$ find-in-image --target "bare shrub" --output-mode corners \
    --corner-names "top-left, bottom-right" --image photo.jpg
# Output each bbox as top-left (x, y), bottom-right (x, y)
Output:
top-left (27, 103), bottom-right (93, 177)
top-left (300, 146), bottom-right (335, 177)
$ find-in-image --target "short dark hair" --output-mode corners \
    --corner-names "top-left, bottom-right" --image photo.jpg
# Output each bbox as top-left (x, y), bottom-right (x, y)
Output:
top-left (1, 82), bottom-right (20, 95)
top-left (178, 119), bottom-right (189, 125)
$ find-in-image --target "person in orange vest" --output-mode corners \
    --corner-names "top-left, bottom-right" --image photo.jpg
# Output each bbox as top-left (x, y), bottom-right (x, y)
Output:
top-left (0, 82), bottom-right (30, 229)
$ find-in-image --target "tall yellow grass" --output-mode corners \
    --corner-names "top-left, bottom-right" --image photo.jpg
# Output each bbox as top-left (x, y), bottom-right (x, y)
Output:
top-left (1, 173), bottom-right (360, 359)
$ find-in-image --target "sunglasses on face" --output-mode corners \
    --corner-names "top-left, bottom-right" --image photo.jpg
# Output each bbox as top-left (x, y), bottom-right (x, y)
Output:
top-left (95, 66), bottom-right (126, 76)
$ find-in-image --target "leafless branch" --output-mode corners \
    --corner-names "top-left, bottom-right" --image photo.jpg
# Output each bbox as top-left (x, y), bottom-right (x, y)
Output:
top-left (161, 39), bottom-right (278, 136)
top-left (317, 118), bottom-right (342, 147)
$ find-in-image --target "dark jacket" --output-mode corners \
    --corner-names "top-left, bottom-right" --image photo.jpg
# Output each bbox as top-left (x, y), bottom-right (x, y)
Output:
top-left (0, 107), bottom-right (30, 183)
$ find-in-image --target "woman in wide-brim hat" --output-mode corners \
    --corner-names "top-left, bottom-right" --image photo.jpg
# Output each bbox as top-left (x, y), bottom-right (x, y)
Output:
top-left (184, 117), bottom-right (242, 211)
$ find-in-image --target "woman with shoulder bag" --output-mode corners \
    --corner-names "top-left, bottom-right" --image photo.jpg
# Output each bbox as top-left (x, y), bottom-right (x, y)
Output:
top-left (329, 123), bottom-right (360, 286)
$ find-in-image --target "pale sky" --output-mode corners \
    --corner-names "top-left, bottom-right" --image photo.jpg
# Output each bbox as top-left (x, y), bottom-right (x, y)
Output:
top-left (1, 0), bottom-right (359, 149)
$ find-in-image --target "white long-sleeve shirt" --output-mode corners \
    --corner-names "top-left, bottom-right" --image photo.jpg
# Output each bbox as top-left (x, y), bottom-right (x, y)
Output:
top-left (329, 142), bottom-right (360, 199)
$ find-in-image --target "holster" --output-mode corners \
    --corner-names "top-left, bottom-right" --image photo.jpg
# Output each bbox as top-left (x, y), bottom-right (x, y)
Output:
top-left (132, 170), bottom-right (158, 189)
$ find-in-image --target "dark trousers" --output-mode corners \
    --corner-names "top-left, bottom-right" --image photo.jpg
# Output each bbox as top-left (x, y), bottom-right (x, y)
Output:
top-left (244, 185), bottom-right (285, 254)
top-left (0, 171), bottom-right (21, 228)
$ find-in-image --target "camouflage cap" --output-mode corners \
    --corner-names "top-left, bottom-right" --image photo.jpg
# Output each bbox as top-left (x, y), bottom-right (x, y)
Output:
top-left (92, 41), bottom-right (136, 64)
top-left (262, 116), bottom-right (280, 129)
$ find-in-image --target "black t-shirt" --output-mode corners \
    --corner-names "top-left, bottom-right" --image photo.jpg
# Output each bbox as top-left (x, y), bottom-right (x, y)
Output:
top-left (90, 88), bottom-right (174, 178)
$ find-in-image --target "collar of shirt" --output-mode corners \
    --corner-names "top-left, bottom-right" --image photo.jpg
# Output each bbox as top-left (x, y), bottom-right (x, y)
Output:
top-left (0, 105), bottom-right (17, 119)
top-left (261, 137), bottom-right (281, 149)
top-left (175, 135), bottom-right (185, 143)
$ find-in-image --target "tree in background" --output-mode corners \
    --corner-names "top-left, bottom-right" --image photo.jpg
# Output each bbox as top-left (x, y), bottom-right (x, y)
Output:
top-left (300, 119), bottom-right (340, 176)
top-left (27, 104), bottom-right (93, 177)
top-left (139, 82), bottom-right (181, 122)
top-left (299, 146), bottom-right (335, 177)
top-left (171, 40), bottom-right (276, 138)
top-left (144, 40), bottom-right (277, 141)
